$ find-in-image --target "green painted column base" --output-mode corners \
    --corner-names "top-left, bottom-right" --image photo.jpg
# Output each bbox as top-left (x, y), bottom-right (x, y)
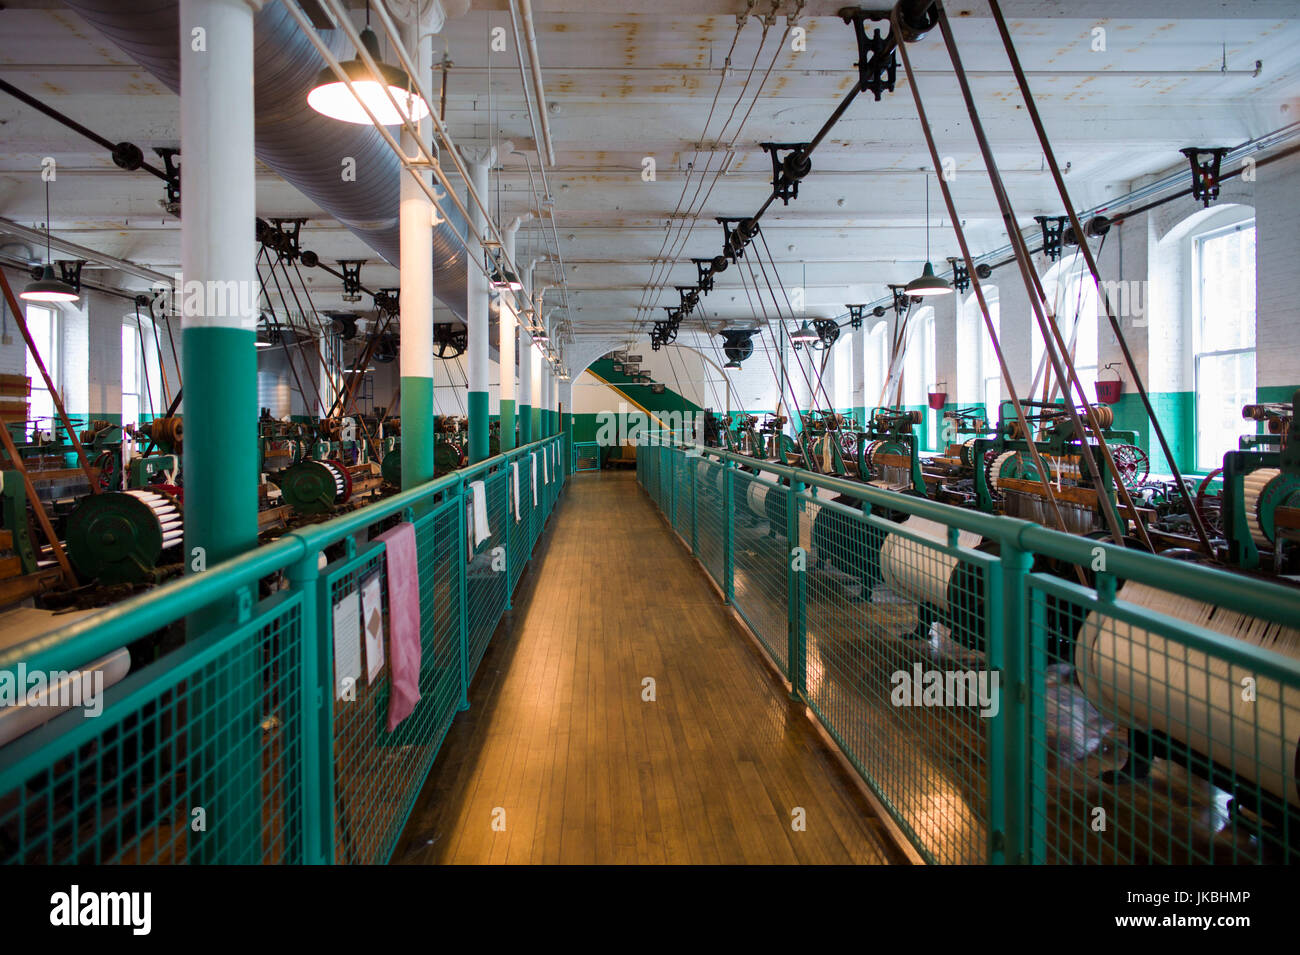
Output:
top-left (401, 375), bottom-right (435, 489)
top-left (469, 390), bottom-right (490, 463)
top-left (561, 411), bottom-right (573, 476)
top-left (183, 326), bottom-right (259, 573)
top-left (500, 398), bottom-right (516, 453)
top-left (519, 403), bottom-right (533, 445)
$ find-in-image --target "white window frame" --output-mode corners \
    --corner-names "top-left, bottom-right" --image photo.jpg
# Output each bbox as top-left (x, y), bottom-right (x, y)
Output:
top-left (122, 317), bottom-right (163, 426)
top-left (1190, 217), bottom-right (1256, 472)
top-left (25, 304), bottom-right (61, 429)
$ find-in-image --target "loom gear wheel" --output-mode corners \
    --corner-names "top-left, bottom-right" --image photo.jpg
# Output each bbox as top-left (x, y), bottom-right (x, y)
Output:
top-left (1110, 443), bottom-right (1149, 489)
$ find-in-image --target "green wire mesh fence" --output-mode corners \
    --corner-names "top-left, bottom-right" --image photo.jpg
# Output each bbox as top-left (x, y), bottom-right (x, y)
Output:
top-left (0, 435), bottom-right (568, 866)
top-left (639, 442), bottom-right (1300, 865)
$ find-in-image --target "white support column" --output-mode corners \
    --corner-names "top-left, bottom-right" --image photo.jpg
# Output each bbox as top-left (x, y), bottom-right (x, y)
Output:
top-left (541, 356), bottom-right (553, 437)
top-left (462, 148), bottom-right (493, 462)
top-left (499, 215), bottom-right (530, 451)
top-left (179, 0), bottom-right (261, 573)
top-left (399, 48), bottom-right (434, 486)
top-left (518, 325), bottom-right (533, 444)
top-left (178, 0), bottom-right (262, 864)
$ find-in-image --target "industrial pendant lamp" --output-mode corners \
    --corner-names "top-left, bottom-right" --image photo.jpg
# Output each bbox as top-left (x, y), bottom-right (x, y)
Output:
top-left (790, 321), bottom-right (818, 345)
top-left (905, 174), bottom-right (952, 298)
top-left (22, 180), bottom-right (79, 303)
top-left (307, 4), bottom-right (430, 126)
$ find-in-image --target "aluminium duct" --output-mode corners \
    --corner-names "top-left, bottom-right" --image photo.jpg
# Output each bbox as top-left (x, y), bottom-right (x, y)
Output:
top-left (61, 0), bottom-right (471, 319)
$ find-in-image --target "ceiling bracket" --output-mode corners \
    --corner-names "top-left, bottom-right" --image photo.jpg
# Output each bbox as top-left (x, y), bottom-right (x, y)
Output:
top-left (54, 260), bottom-right (85, 296)
top-left (760, 142), bottom-right (812, 205)
top-left (338, 259), bottom-right (366, 303)
top-left (1034, 215), bottom-right (1068, 262)
top-left (692, 258), bottom-right (715, 293)
top-left (839, 9), bottom-right (897, 101)
top-left (266, 218), bottom-right (307, 261)
top-left (948, 256), bottom-right (969, 293)
top-left (154, 147), bottom-right (181, 217)
top-left (1180, 146), bottom-right (1230, 207)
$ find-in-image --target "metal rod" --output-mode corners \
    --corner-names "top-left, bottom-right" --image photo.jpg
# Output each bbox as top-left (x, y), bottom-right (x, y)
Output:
top-left (0, 78), bottom-right (170, 181)
top-left (985, 0), bottom-right (1213, 555)
top-left (926, 3), bottom-right (1130, 547)
top-left (893, 8), bottom-right (1077, 543)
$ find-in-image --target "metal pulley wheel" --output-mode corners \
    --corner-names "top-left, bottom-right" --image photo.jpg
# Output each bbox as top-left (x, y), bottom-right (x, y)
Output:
top-left (278, 459), bottom-right (351, 514)
top-left (1110, 443), bottom-right (1149, 489)
top-left (66, 488), bottom-right (183, 584)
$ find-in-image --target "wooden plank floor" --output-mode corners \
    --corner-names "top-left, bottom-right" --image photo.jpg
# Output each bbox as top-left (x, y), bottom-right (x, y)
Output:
top-left (393, 470), bottom-right (904, 865)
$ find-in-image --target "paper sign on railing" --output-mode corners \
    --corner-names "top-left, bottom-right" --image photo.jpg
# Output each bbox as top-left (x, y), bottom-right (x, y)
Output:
top-left (361, 572), bottom-right (385, 685)
top-left (331, 591), bottom-right (361, 701)
top-left (530, 453), bottom-right (539, 505)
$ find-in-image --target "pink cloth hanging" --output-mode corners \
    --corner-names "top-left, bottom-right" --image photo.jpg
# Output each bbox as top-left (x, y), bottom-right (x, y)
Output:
top-left (375, 521), bottom-right (421, 730)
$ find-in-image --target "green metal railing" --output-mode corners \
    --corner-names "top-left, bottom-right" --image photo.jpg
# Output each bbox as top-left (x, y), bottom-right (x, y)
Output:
top-left (639, 440), bottom-right (1300, 864)
top-left (0, 434), bottom-right (567, 865)
top-left (572, 441), bottom-right (600, 472)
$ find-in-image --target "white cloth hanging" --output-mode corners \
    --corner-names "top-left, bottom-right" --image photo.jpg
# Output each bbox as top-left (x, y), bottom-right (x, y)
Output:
top-left (511, 462), bottom-right (522, 523)
top-left (468, 479), bottom-right (491, 547)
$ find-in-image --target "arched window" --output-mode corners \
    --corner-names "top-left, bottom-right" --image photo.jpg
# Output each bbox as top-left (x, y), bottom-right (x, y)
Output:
top-left (122, 316), bottom-right (163, 426)
top-left (864, 321), bottom-right (887, 411)
top-left (1192, 217), bottom-right (1256, 470)
top-left (958, 287), bottom-right (1001, 417)
top-left (832, 329), bottom-right (853, 411)
top-left (903, 306), bottom-right (937, 448)
top-left (1149, 202), bottom-right (1256, 474)
top-left (25, 304), bottom-right (60, 427)
top-left (1034, 257), bottom-right (1098, 406)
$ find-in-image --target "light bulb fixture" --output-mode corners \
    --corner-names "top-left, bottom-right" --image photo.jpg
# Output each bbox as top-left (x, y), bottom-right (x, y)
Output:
top-left (21, 181), bottom-right (79, 303)
top-left (789, 321), bottom-right (819, 344)
top-left (723, 359), bottom-right (742, 369)
top-left (490, 265), bottom-right (523, 291)
top-left (306, 24), bottom-right (429, 126)
top-left (905, 173), bottom-right (952, 298)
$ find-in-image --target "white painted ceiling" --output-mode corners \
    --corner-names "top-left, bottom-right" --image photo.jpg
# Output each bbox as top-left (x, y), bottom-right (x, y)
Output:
top-left (1, 0), bottom-right (1298, 351)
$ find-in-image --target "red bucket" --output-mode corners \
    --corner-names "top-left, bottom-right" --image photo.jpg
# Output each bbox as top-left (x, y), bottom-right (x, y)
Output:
top-left (927, 391), bottom-right (948, 410)
top-left (1095, 380), bottom-right (1123, 404)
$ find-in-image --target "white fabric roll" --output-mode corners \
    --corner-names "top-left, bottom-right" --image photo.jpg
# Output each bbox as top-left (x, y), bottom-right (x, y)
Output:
top-left (1075, 581), bottom-right (1300, 808)
top-left (880, 516), bottom-right (980, 612)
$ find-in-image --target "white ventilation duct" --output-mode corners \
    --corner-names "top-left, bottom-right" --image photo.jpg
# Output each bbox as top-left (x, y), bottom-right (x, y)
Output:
top-left (63, 0), bottom-right (472, 319)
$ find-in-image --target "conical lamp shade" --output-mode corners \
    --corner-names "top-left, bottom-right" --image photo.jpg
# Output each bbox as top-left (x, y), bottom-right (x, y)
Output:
top-left (21, 265), bottom-right (79, 303)
top-left (905, 261), bottom-right (952, 297)
top-left (307, 27), bottom-right (430, 126)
